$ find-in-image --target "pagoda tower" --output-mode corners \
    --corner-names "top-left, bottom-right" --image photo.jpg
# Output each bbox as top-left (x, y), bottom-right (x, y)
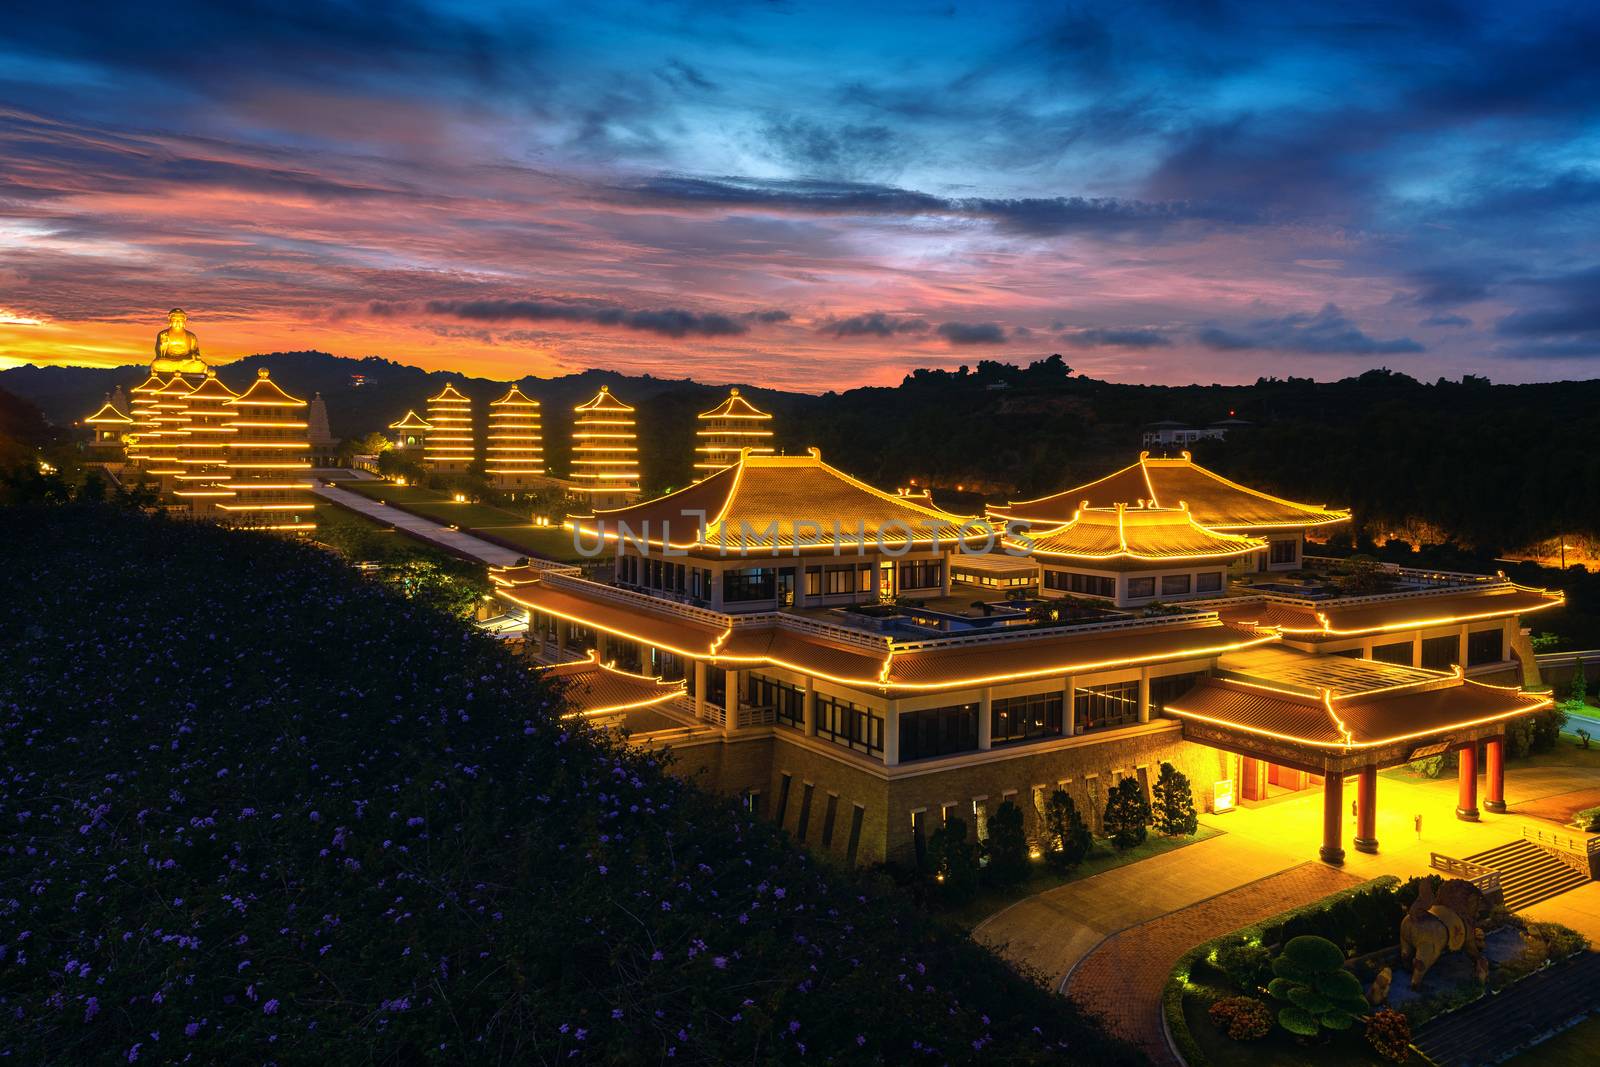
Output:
top-left (123, 373), bottom-right (165, 468)
top-left (570, 385), bottom-right (640, 508)
top-left (171, 371), bottom-right (238, 516)
top-left (485, 384), bottom-right (543, 490)
top-left (424, 382), bottom-right (475, 474)
top-left (82, 395), bottom-right (133, 467)
top-left (142, 374), bottom-right (198, 495)
top-left (694, 387), bottom-right (774, 478)
top-left (388, 409), bottom-right (431, 453)
top-left (219, 368), bottom-right (314, 533)
top-left (307, 392), bottom-right (336, 466)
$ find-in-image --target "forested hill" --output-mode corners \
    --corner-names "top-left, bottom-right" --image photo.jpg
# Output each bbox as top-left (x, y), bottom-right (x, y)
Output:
top-left (6, 354), bottom-right (1599, 553)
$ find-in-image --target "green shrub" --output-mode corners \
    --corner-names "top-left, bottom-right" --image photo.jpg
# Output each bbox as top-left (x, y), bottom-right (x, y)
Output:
top-left (985, 800), bottom-right (1031, 885)
top-left (1215, 940), bottom-right (1273, 993)
top-left (1102, 776), bottom-right (1152, 850)
top-left (1206, 996), bottom-right (1272, 1041)
top-left (1152, 762), bottom-right (1198, 837)
top-left (1268, 936), bottom-right (1367, 1036)
top-left (1042, 789), bottom-right (1092, 871)
top-left (927, 815), bottom-right (981, 903)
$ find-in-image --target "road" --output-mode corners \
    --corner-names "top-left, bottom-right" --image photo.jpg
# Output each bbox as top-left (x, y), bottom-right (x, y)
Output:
top-left (313, 482), bottom-right (524, 566)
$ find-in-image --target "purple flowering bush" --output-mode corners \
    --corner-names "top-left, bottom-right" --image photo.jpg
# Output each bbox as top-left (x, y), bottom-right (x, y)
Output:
top-left (0, 506), bottom-right (1137, 1065)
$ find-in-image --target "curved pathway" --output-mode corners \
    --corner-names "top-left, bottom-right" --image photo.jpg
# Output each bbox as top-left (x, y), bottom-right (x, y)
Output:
top-left (313, 483), bottom-right (524, 565)
top-left (1064, 862), bottom-right (1358, 1065)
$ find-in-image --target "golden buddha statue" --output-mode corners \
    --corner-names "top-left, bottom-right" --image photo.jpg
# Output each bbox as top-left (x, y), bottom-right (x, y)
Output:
top-left (152, 308), bottom-right (207, 375)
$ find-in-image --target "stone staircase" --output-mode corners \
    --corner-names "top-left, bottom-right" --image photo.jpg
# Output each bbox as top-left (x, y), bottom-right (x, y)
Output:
top-left (1464, 839), bottom-right (1589, 911)
top-left (1412, 951), bottom-right (1600, 1065)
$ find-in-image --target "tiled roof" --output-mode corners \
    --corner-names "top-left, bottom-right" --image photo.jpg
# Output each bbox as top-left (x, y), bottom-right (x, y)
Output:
top-left (575, 450), bottom-right (986, 552)
top-left (230, 369), bottom-right (305, 407)
top-left (497, 578), bottom-right (726, 658)
top-left (542, 655), bottom-right (685, 716)
top-left (1218, 644), bottom-right (1450, 696)
top-left (993, 452), bottom-right (1350, 532)
top-left (1012, 502), bottom-right (1264, 561)
top-left (389, 409), bottom-right (432, 430)
top-left (186, 374), bottom-right (238, 400)
top-left (574, 385), bottom-right (633, 413)
top-left (718, 627), bottom-right (891, 684)
top-left (491, 385), bottom-right (539, 407)
top-left (1165, 676), bottom-right (1550, 749)
top-left (883, 621), bottom-right (1273, 690)
top-left (427, 382), bottom-right (470, 403)
top-left (1214, 584), bottom-right (1563, 636)
top-left (84, 400), bottom-right (133, 424)
top-left (698, 388), bottom-right (771, 419)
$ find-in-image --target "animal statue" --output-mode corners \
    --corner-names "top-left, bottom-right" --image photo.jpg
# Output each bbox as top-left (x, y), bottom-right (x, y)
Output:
top-left (1399, 878), bottom-right (1487, 989)
top-left (1366, 965), bottom-right (1392, 1006)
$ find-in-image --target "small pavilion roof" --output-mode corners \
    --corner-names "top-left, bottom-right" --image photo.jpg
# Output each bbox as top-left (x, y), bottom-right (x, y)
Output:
top-left (389, 409), bottom-right (433, 431)
top-left (131, 373), bottom-right (169, 394)
top-left (1010, 502), bottom-right (1264, 562)
top-left (541, 653), bottom-right (686, 718)
top-left (1213, 583), bottom-right (1564, 637)
top-left (699, 388), bottom-right (772, 420)
top-left (574, 448), bottom-right (985, 553)
top-left (230, 368), bottom-right (305, 407)
top-left (574, 385), bottom-right (634, 413)
top-left (491, 384), bottom-right (540, 407)
top-left (84, 399), bottom-right (133, 424)
top-left (993, 452), bottom-right (1350, 532)
top-left (1164, 675), bottom-right (1550, 750)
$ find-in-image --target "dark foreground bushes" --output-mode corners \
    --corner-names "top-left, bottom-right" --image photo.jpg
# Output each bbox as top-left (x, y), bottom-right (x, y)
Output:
top-left (0, 506), bottom-right (1135, 1065)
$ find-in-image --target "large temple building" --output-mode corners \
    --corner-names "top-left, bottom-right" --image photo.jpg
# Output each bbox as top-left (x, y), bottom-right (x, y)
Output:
top-left (695, 387), bottom-right (775, 477)
top-left (485, 384), bottom-right (544, 490)
top-left (492, 448), bottom-right (1561, 870)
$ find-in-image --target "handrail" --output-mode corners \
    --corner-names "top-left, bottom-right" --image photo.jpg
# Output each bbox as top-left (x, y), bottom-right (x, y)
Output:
top-left (1522, 825), bottom-right (1600, 857)
top-left (1429, 853), bottom-right (1503, 898)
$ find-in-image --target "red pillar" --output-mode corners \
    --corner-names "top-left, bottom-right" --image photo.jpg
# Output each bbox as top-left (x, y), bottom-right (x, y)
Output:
top-left (1320, 771), bottom-right (1345, 865)
top-left (1355, 765), bottom-right (1378, 854)
top-left (1484, 737), bottom-right (1506, 814)
top-left (1456, 744), bottom-right (1479, 821)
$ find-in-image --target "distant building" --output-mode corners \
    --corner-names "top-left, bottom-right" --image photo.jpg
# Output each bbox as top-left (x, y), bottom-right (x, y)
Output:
top-left (424, 382), bottom-right (475, 475)
top-left (388, 409), bottom-right (431, 452)
top-left (81, 395), bottom-right (133, 467)
top-left (307, 392), bottom-right (338, 466)
top-left (570, 385), bottom-right (640, 508)
top-left (695, 388), bottom-right (774, 478)
top-left (485, 385), bottom-right (544, 490)
top-left (1140, 418), bottom-right (1251, 450)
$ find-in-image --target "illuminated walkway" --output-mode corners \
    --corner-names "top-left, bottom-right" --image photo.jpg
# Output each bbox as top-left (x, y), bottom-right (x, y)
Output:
top-left (312, 482), bottom-right (524, 566)
top-left (1064, 862), bottom-right (1358, 1066)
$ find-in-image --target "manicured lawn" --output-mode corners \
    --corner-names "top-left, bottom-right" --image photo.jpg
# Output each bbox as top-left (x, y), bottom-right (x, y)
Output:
top-left (952, 825), bottom-right (1222, 929)
top-left (333, 481), bottom-right (592, 562)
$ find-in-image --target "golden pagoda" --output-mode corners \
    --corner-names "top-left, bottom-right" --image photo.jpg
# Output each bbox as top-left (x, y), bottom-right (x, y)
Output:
top-left (388, 409), bottom-right (432, 452)
top-left (485, 384), bottom-right (543, 489)
top-left (141, 374), bottom-right (198, 492)
top-left (171, 371), bottom-right (238, 515)
top-left (694, 387), bottom-right (773, 478)
top-left (218, 368), bottom-right (314, 533)
top-left (82, 395), bottom-right (133, 466)
top-left (570, 385), bottom-right (640, 507)
top-left (123, 373), bottom-right (167, 466)
top-left (424, 382), bottom-right (475, 474)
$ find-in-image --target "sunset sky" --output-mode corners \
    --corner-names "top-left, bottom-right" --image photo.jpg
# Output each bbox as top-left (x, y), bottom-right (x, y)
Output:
top-left (3, 1), bottom-right (1599, 389)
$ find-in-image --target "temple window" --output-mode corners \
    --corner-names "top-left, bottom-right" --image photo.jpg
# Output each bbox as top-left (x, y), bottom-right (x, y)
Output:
top-left (1196, 571), bottom-right (1223, 593)
top-left (1467, 628), bottom-right (1504, 665)
top-left (991, 692), bottom-right (1063, 744)
top-left (1075, 681), bottom-right (1141, 731)
top-left (899, 702), bottom-right (979, 761)
top-left (1421, 635), bottom-right (1459, 670)
top-left (1127, 576), bottom-right (1156, 599)
top-left (1269, 539), bottom-right (1299, 565)
top-left (816, 696), bottom-right (883, 756)
top-left (1160, 574), bottom-right (1192, 596)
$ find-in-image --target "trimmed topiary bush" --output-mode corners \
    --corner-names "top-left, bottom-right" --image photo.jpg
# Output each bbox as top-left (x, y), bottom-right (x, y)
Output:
top-left (1206, 996), bottom-right (1272, 1041)
top-left (1152, 761), bottom-right (1198, 836)
top-left (927, 815), bottom-right (981, 903)
top-left (1267, 935), bottom-right (1367, 1037)
top-left (1214, 939), bottom-right (1273, 994)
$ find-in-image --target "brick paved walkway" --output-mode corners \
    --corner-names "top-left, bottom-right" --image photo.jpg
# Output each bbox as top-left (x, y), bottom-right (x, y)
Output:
top-left (1064, 861), bottom-right (1359, 1066)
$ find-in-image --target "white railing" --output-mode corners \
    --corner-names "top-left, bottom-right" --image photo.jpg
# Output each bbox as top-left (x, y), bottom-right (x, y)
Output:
top-left (1429, 853), bottom-right (1504, 899)
top-left (1534, 649), bottom-right (1600, 668)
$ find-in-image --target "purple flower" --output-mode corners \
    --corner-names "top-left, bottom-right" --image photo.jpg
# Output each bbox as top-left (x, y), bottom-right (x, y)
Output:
top-left (83, 996), bottom-right (100, 1023)
top-left (263, 999), bottom-right (280, 1015)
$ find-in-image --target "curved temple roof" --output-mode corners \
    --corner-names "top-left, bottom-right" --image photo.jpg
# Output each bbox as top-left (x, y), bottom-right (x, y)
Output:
top-left (1214, 582), bottom-right (1564, 637)
top-left (389, 409), bottom-right (433, 431)
top-left (1012, 501), bottom-right (1265, 562)
top-left (573, 448), bottom-right (988, 553)
top-left (541, 653), bottom-right (685, 718)
top-left (698, 387), bottom-right (772, 420)
top-left (993, 451), bottom-right (1350, 533)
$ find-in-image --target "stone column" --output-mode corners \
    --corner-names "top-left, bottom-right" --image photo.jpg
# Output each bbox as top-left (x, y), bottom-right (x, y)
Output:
top-left (723, 668), bottom-right (740, 737)
top-left (884, 698), bottom-right (900, 767)
top-left (1138, 665), bottom-right (1151, 724)
top-left (1411, 631), bottom-right (1422, 668)
top-left (693, 660), bottom-right (707, 720)
top-left (802, 676), bottom-right (816, 736)
top-left (1456, 743), bottom-right (1479, 821)
top-left (1485, 736), bottom-right (1507, 814)
top-left (555, 618), bottom-right (568, 654)
top-left (977, 687), bottom-right (992, 750)
top-left (1457, 623), bottom-right (1469, 670)
top-left (1355, 765), bottom-right (1379, 854)
top-left (1320, 771), bottom-right (1345, 865)
top-left (1062, 674), bottom-right (1076, 736)
top-left (595, 630), bottom-right (610, 662)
